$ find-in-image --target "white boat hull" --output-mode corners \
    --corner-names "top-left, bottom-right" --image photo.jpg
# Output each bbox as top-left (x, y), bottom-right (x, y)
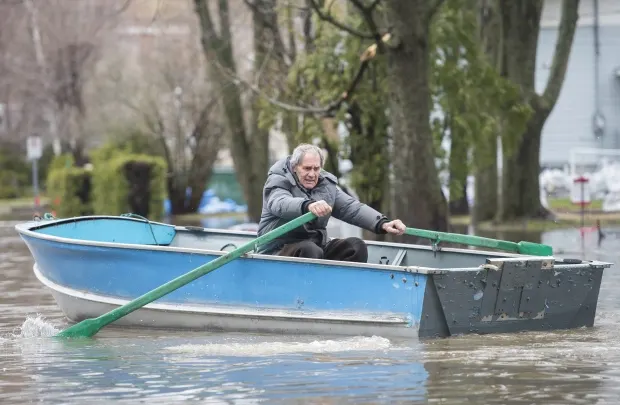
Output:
top-left (35, 264), bottom-right (417, 338)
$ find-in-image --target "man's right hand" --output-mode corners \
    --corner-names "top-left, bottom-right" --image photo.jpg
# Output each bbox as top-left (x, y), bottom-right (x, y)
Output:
top-left (308, 200), bottom-right (332, 217)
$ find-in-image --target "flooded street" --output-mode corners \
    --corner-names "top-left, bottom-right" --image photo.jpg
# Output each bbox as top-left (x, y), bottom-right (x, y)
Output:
top-left (1, 218), bottom-right (619, 404)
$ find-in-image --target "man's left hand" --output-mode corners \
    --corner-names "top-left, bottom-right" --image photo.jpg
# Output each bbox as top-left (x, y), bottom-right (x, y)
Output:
top-left (382, 219), bottom-right (406, 235)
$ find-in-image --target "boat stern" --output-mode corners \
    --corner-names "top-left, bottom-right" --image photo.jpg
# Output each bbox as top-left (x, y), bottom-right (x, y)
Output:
top-left (418, 256), bottom-right (612, 338)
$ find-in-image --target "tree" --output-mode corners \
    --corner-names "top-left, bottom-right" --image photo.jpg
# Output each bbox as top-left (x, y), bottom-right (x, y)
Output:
top-left (109, 29), bottom-right (225, 216)
top-left (2, 0), bottom-right (130, 161)
top-left (497, 0), bottom-right (579, 220)
top-left (194, 0), bottom-right (289, 222)
top-left (254, 0), bottom-right (451, 238)
top-left (268, 7), bottom-right (392, 238)
top-left (430, 0), bottom-right (531, 221)
top-left (472, 0), bottom-right (502, 223)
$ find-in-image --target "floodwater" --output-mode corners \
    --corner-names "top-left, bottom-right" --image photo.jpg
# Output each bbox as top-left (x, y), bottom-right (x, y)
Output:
top-left (1, 218), bottom-right (619, 404)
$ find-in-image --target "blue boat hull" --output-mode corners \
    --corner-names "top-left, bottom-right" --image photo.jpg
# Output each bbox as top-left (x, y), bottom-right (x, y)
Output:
top-left (15, 216), bottom-right (613, 338)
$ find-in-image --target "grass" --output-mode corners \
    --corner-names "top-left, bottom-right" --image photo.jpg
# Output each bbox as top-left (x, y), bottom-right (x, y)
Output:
top-left (0, 196), bottom-right (50, 214)
top-left (547, 197), bottom-right (603, 212)
top-left (449, 197), bottom-right (620, 233)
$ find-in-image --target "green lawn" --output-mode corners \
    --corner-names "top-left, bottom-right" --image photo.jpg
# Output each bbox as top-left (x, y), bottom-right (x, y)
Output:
top-left (0, 196), bottom-right (50, 215)
top-left (547, 197), bottom-right (603, 211)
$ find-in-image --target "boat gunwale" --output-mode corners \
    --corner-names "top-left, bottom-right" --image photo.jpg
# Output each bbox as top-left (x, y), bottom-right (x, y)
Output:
top-left (16, 215), bottom-right (608, 273)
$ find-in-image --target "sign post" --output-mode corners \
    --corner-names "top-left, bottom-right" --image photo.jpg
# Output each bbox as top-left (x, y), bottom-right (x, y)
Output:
top-left (571, 176), bottom-right (591, 235)
top-left (27, 136), bottom-right (43, 208)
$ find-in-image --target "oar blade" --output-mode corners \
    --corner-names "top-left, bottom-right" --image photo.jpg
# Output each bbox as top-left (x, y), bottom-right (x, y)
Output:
top-left (516, 241), bottom-right (553, 256)
top-left (55, 318), bottom-right (105, 339)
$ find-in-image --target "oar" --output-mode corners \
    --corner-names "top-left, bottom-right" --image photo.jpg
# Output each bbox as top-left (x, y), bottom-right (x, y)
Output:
top-left (405, 227), bottom-right (553, 256)
top-left (55, 211), bottom-right (317, 339)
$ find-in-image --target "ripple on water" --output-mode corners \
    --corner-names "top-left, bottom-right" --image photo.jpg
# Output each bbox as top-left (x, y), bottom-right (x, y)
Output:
top-left (1, 226), bottom-right (620, 404)
top-left (163, 335), bottom-right (394, 357)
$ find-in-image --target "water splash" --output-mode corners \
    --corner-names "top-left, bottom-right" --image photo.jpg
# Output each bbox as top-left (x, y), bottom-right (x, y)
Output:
top-left (164, 335), bottom-right (392, 357)
top-left (5, 314), bottom-right (59, 339)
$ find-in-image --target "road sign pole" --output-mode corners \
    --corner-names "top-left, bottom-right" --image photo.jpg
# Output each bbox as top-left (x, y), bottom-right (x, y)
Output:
top-left (32, 157), bottom-right (39, 208)
top-left (26, 136), bottom-right (43, 209)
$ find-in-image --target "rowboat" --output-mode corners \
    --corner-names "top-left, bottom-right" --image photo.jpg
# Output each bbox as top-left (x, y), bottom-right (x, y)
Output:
top-left (15, 214), bottom-right (612, 339)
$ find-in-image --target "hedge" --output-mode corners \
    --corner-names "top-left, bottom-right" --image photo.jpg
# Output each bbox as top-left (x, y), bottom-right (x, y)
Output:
top-left (46, 167), bottom-right (93, 217)
top-left (0, 144), bottom-right (31, 199)
top-left (91, 153), bottom-right (167, 220)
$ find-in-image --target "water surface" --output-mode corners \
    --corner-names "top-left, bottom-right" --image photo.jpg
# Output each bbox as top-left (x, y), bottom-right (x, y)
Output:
top-left (1, 219), bottom-right (619, 404)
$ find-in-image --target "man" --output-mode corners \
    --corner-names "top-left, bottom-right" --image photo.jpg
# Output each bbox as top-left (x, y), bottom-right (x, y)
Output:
top-left (256, 143), bottom-right (406, 263)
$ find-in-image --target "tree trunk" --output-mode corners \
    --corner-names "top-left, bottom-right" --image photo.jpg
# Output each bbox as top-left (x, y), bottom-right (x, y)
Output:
top-left (384, 0), bottom-right (448, 242)
top-left (472, 137), bottom-right (498, 223)
top-left (168, 179), bottom-right (187, 215)
top-left (194, 0), bottom-right (270, 222)
top-left (501, 111), bottom-right (547, 218)
top-left (472, 0), bottom-right (502, 223)
top-left (448, 129), bottom-right (469, 216)
top-left (347, 101), bottom-right (389, 240)
top-left (498, 0), bottom-right (579, 220)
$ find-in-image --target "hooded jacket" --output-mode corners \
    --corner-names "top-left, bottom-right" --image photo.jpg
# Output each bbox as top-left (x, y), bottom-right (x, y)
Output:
top-left (256, 156), bottom-right (389, 254)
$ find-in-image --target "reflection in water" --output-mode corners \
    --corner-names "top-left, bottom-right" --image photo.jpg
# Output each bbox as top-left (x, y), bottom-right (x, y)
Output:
top-left (1, 217), bottom-right (619, 404)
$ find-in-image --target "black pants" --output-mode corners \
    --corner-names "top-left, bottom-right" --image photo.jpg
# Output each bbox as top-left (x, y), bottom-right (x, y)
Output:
top-left (277, 237), bottom-right (368, 263)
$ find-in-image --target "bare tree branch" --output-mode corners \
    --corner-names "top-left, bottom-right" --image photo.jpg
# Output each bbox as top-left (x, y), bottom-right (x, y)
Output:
top-left (348, 0), bottom-right (383, 44)
top-left (151, 0), bottom-right (163, 23)
top-left (308, 0), bottom-right (375, 39)
top-left (538, 0), bottom-right (579, 114)
top-left (243, 0), bottom-right (293, 67)
top-left (427, 0), bottom-right (446, 20)
top-left (214, 32), bottom-right (391, 116)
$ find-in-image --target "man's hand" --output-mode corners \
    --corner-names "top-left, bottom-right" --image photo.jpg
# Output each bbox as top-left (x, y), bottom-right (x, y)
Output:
top-left (382, 219), bottom-right (406, 235)
top-left (308, 200), bottom-right (332, 217)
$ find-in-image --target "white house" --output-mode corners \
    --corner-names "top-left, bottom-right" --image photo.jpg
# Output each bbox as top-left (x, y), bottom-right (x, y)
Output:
top-left (538, 0), bottom-right (620, 171)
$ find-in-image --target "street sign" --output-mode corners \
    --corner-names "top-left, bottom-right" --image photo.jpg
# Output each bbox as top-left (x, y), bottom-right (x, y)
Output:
top-left (571, 175), bottom-right (592, 237)
top-left (27, 136), bottom-right (43, 161)
top-left (571, 176), bottom-right (591, 206)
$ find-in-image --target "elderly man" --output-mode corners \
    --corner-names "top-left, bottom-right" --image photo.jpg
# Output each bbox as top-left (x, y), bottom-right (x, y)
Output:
top-left (256, 143), bottom-right (406, 263)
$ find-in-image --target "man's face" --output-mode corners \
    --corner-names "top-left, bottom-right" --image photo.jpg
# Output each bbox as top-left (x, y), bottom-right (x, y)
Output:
top-left (294, 153), bottom-right (321, 190)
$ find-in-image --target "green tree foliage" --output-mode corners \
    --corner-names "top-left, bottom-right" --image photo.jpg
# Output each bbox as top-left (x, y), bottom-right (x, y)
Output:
top-left (0, 143), bottom-right (30, 199)
top-left (259, 11), bottom-right (391, 215)
top-left (429, 0), bottom-right (532, 206)
top-left (90, 151), bottom-right (166, 220)
top-left (256, 0), bottom-right (531, 223)
top-left (46, 166), bottom-right (92, 217)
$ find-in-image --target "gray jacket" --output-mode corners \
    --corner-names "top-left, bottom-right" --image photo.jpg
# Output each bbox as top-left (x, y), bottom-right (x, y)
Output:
top-left (256, 156), bottom-right (389, 254)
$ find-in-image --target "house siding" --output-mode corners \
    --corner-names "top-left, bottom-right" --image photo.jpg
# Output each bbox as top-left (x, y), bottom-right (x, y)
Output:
top-left (538, 0), bottom-right (620, 169)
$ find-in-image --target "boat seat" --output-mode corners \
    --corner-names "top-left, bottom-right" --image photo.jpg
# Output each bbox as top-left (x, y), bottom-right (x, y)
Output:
top-left (376, 249), bottom-right (407, 266)
top-left (367, 244), bottom-right (408, 266)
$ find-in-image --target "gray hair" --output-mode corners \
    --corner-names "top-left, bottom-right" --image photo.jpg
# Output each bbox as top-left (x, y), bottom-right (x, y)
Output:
top-left (290, 143), bottom-right (325, 167)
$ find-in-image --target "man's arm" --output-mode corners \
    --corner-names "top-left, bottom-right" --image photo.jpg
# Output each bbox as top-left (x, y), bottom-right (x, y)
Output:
top-left (332, 186), bottom-right (389, 234)
top-left (264, 176), bottom-right (313, 220)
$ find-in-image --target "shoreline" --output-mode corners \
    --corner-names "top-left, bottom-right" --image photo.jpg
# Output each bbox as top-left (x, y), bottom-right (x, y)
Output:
top-left (450, 211), bottom-right (620, 232)
top-left (3, 196), bottom-right (620, 232)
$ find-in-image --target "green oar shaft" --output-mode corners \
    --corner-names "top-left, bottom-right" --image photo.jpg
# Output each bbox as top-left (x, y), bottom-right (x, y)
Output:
top-left (405, 227), bottom-right (552, 256)
top-left (406, 228), bottom-right (517, 251)
top-left (55, 212), bottom-right (316, 338)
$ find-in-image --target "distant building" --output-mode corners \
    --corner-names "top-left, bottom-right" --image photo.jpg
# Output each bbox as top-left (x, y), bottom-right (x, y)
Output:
top-left (538, 0), bottom-right (620, 171)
